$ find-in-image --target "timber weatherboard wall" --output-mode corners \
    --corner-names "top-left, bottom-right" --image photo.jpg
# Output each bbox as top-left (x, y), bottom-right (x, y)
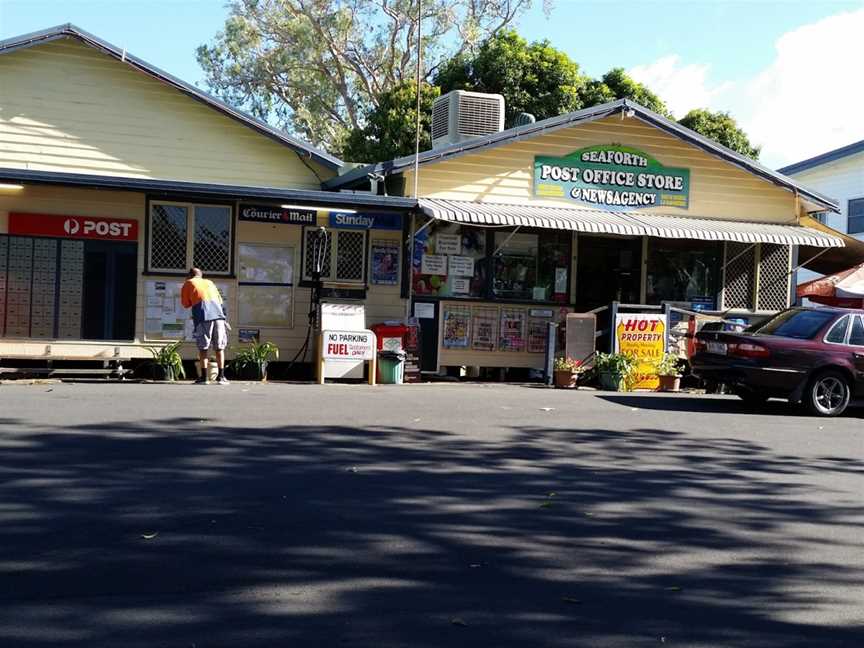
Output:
top-left (403, 115), bottom-right (799, 223)
top-left (0, 39), bottom-right (333, 188)
top-left (0, 184), bottom-right (405, 361)
top-left (783, 152), bottom-right (864, 239)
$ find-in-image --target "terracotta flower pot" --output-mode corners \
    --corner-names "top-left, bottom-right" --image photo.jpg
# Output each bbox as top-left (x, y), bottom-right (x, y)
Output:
top-left (553, 370), bottom-right (577, 389)
top-left (658, 374), bottom-right (681, 392)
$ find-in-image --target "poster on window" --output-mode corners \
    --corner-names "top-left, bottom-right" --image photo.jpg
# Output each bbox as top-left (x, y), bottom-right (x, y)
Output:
top-left (471, 307), bottom-right (499, 351)
top-left (499, 308), bottom-right (526, 352)
top-left (436, 233), bottom-right (461, 255)
top-left (448, 255), bottom-right (475, 277)
top-left (442, 305), bottom-right (471, 349)
top-left (527, 318), bottom-right (549, 353)
top-left (421, 254), bottom-right (447, 275)
top-left (370, 240), bottom-right (400, 285)
top-left (451, 277), bottom-right (470, 294)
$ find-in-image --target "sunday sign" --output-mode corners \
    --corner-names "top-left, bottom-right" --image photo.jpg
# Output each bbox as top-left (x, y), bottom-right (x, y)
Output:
top-left (534, 144), bottom-right (690, 209)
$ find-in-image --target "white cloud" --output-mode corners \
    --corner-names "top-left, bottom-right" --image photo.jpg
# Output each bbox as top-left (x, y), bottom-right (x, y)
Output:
top-left (628, 55), bottom-right (733, 118)
top-left (743, 8), bottom-right (864, 168)
top-left (627, 8), bottom-right (864, 169)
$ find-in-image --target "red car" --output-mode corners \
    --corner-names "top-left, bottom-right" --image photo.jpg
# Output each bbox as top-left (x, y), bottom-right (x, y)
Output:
top-left (691, 307), bottom-right (864, 416)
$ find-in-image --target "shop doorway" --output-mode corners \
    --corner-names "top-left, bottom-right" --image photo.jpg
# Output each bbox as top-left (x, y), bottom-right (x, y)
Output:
top-left (82, 241), bottom-right (137, 340)
top-left (576, 235), bottom-right (642, 311)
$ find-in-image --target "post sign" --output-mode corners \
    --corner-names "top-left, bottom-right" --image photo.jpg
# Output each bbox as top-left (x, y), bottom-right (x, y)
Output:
top-left (534, 145), bottom-right (690, 209)
top-left (239, 204), bottom-right (316, 225)
top-left (322, 330), bottom-right (375, 360)
top-left (614, 312), bottom-right (668, 390)
top-left (9, 212), bottom-right (139, 241)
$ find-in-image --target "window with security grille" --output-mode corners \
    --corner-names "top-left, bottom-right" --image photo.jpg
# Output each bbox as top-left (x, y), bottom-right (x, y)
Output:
top-left (148, 202), bottom-right (233, 274)
top-left (336, 231), bottom-right (365, 281)
top-left (303, 228), bottom-right (366, 284)
top-left (756, 244), bottom-right (791, 311)
top-left (721, 242), bottom-right (755, 310)
top-left (193, 206), bottom-right (231, 273)
top-left (150, 204), bottom-right (188, 271)
top-left (304, 228), bottom-right (332, 279)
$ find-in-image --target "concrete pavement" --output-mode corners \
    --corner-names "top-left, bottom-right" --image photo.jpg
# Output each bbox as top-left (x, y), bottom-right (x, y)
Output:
top-left (0, 382), bottom-right (862, 647)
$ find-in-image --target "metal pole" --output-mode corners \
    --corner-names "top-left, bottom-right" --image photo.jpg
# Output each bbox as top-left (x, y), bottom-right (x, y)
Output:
top-left (412, 0), bottom-right (422, 199)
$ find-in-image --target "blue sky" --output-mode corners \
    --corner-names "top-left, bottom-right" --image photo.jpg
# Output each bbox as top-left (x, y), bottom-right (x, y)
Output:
top-left (2, 0), bottom-right (863, 166)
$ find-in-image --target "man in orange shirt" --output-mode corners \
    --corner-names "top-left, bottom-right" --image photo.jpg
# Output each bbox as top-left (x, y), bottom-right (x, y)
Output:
top-left (181, 267), bottom-right (229, 385)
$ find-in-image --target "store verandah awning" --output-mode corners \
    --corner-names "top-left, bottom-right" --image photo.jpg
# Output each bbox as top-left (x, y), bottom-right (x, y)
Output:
top-left (417, 198), bottom-right (845, 248)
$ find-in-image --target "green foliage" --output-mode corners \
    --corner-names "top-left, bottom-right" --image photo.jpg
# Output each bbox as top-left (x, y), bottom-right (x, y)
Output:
top-left (197, 0), bottom-right (537, 151)
top-left (579, 68), bottom-right (671, 117)
top-left (231, 341), bottom-right (279, 380)
top-left (435, 30), bottom-right (586, 127)
top-left (342, 82), bottom-right (440, 163)
top-left (594, 352), bottom-right (638, 376)
top-left (553, 356), bottom-right (584, 373)
top-left (655, 352), bottom-right (683, 377)
top-left (678, 109), bottom-right (761, 160)
top-left (147, 341), bottom-right (186, 381)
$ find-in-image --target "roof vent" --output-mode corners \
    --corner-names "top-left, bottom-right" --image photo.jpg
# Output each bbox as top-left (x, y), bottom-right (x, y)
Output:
top-left (514, 112), bottom-right (536, 126)
top-left (431, 90), bottom-right (505, 150)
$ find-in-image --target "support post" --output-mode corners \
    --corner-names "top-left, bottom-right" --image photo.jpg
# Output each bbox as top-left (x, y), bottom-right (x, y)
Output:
top-left (544, 322), bottom-right (557, 386)
top-left (316, 333), bottom-right (325, 385)
top-left (609, 301), bottom-right (620, 353)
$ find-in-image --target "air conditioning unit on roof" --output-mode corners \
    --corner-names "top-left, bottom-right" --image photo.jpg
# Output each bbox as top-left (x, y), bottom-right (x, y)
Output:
top-left (431, 90), bottom-right (505, 150)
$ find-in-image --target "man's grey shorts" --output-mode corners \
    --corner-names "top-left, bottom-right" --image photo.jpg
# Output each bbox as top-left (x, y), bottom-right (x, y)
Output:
top-left (194, 319), bottom-right (228, 351)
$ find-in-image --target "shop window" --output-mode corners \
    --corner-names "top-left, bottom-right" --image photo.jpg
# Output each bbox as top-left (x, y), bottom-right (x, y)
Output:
top-left (148, 201), bottom-right (232, 275)
top-left (302, 228), bottom-right (366, 284)
top-left (412, 222), bottom-right (488, 299)
top-left (848, 198), bottom-right (864, 234)
top-left (646, 239), bottom-right (722, 307)
top-left (411, 222), bottom-right (569, 303)
top-left (493, 230), bottom-right (570, 302)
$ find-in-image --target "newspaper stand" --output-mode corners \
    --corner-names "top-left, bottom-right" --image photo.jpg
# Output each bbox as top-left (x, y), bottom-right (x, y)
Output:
top-left (317, 329), bottom-right (377, 385)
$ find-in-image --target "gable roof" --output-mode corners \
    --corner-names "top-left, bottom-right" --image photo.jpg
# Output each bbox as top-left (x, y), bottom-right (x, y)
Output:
top-left (327, 98), bottom-right (838, 212)
top-left (0, 23), bottom-right (343, 171)
top-left (778, 139), bottom-right (864, 176)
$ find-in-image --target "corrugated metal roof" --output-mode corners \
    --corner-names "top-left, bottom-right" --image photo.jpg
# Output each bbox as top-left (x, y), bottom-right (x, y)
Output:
top-left (778, 139), bottom-right (864, 176)
top-left (418, 199), bottom-right (844, 248)
top-left (0, 24), bottom-right (343, 171)
top-left (328, 99), bottom-right (839, 213)
top-left (0, 167), bottom-right (414, 210)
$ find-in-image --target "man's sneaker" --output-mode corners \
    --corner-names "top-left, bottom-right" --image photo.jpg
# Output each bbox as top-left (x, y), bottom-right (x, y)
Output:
top-left (193, 376), bottom-right (208, 385)
top-left (217, 375), bottom-right (230, 386)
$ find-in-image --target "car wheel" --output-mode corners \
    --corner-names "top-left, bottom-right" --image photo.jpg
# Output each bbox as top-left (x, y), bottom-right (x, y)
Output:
top-left (734, 388), bottom-right (769, 406)
top-left (804, 370), bottom-right (851, 417)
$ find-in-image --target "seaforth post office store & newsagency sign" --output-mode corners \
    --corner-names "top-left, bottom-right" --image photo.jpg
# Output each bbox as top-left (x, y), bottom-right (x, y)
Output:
top-left (534, 144), bottom-right (690, 209)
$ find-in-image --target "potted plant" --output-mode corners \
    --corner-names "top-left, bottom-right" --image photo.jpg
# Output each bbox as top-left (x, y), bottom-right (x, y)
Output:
top-left (230, 341), bottom-right (279, 381)
top-left (655, 353), bottom-right (683, 392)
top-left (594, 352), bottom-right (637, 392)
top-left (146, 340), bottom-right (186, 382)
top-left (553, 356), bottom-right (583, 389)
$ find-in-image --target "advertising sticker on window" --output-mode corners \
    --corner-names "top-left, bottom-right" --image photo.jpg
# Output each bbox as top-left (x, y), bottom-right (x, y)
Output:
top-left (442, 306), bottom-right (471, 349)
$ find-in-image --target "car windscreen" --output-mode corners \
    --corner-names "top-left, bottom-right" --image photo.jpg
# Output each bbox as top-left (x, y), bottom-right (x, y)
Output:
top-left (748, 309), bottom-right (837, 339)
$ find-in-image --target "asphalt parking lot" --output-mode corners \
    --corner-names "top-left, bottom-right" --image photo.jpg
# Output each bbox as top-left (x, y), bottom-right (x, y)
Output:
top-left (1, 381), bottom-right (863, 647)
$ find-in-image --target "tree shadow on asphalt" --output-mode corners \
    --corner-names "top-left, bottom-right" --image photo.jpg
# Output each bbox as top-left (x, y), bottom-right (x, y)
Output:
top-left (0, 415), bottom-right (862, 647)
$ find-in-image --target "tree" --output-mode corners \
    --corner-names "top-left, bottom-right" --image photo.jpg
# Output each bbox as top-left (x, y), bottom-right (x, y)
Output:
top-left (579, 68), bottom-right (671, 117)
top-left (678, 109), bottom-right (761, 160)
top-left (342, 82), bottom-right (440, 162)
top-left (197, 0), bottom-right (539, 152)
top-left (434, 30), bottom-right (586, 127)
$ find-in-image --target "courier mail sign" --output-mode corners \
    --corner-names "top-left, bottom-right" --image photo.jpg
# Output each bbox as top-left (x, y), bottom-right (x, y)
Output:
top-left (534, 145), bottom-right (690, 210)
